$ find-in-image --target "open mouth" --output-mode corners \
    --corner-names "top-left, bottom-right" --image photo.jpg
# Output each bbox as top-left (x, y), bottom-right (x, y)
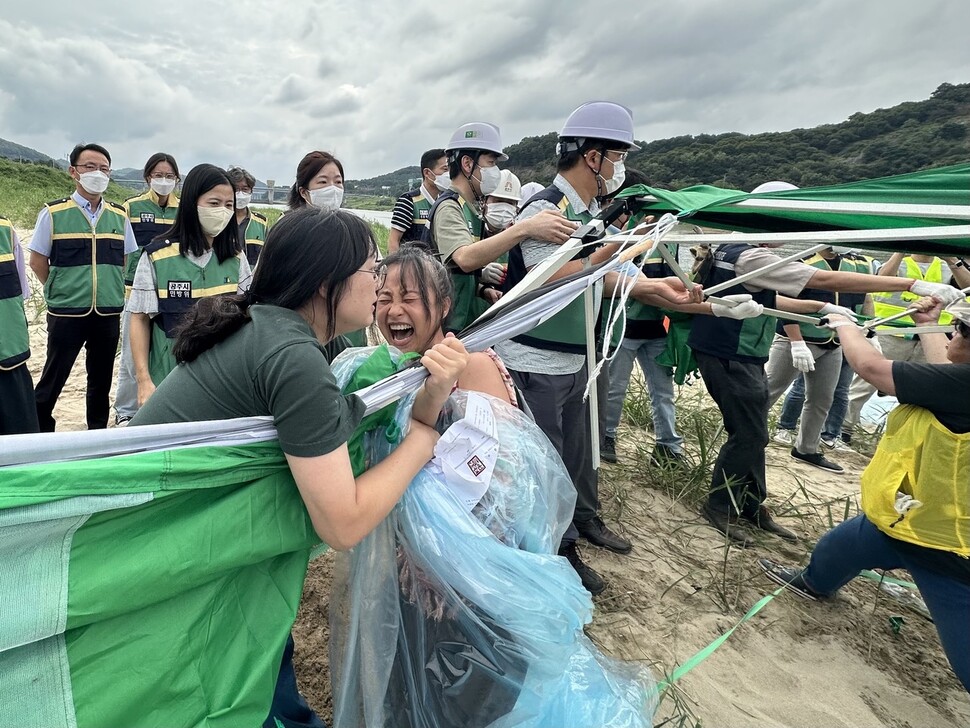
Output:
top-left (387, 322), bottom-right (415, 347)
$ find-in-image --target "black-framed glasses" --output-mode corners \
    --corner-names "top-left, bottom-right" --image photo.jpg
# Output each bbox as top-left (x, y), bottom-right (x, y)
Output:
top-left (75, 162), bottom-right (111, 174)
top-left (358, 266), bottom-right (387, 289)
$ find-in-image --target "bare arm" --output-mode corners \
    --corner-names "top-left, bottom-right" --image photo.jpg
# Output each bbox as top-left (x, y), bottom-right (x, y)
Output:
top-left (285, 421), bottom-right (439, 550)
top-left (776, 295), bottom-right (825, 314)
top-left (808, 268), bottom-right (912, 294)
top-left (833, 324), bottom-right (896, 394)
top-left (29, 251), bottom-right (50, 285)
top-left (457, 352), bottom-right (513, 406)
top-left (130, 313), bottom-right (156, 405)
top-left (387, 227), bottom-right (403, 254)
top-left (782, 322), bottom-right (804, 341)
top-left (875, 252), bottom-right (904, 277)
top-left (945, 258), bottom-right (970, 289)
top-left (451, 210), bottom-right (578, 273)
top-left (409, 335), bottom-right (469, 427)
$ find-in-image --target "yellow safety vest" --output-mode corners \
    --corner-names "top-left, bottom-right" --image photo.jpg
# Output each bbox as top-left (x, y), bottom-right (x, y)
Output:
top-left (872, 257), bottom-right (952, 326)
top-left (861, 405), bottom-right (970, 556)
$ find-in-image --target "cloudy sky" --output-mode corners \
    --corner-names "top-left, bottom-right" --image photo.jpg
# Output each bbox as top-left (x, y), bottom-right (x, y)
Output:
top-left (1, 1), bottom-right (967, 183)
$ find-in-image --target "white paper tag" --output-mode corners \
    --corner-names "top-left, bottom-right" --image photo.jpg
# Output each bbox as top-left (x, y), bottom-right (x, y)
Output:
top-left (432, 392), bottom-right (499, 510)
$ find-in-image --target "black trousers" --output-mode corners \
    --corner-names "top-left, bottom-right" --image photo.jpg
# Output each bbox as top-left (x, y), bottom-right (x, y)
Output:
top-left (695, 352), bottom-right (770, 517)
top-left (0, 364), bottom-right (39, 435)
top-left (508, 365), bottom-right (599, 546)
top-left (35, 312), bottom-right (120, 431)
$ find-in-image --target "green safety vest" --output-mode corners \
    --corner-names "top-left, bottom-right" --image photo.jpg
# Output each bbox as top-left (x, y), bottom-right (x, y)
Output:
top-left (781, 253), bottom-right (872, 344)
top-left (428, 190), bottom-right (488, 333)
top-left (44, 198), bottom-right (128, 316)
top-left (145, 240), bottom-right (242, 385)
top-left (510, 190), bottom-right (593, 354)
top-left (123, 191), bottom-right (180, 290)
top-left (240, 211), bottom-right (269, 268)
top-left (400, 188), bottom-right (433, 244)
top-left (872, 256), bottom-right (953, 326)
top-left (0, 217), bottom-right (30, 370)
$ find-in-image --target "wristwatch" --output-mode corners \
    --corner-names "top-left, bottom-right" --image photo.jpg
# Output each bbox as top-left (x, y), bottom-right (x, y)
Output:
top-left (955, 258), bottom-right (968, 269)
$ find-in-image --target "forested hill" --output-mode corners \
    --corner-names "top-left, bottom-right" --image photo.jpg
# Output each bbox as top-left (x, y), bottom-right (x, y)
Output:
top-left (504, 82), bottom-right (970, 190)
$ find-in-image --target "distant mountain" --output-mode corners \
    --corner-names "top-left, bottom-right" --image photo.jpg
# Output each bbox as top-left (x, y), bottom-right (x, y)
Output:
top-left (0, 138), bottom-right (55, 164)
top-left (348, 166), bottom-right (421, 197)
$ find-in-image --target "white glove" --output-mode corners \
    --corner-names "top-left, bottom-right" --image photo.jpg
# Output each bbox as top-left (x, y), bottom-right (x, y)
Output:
top-left (480, 262), bottom-right (506, 286)
top-left (909, 280), bottom-right (964, 305)
top-left (710, 293), bottom-right (764, 320)
top-left (790, 340), bottom-right (815, 372)
top-left (818, 302), bottom-right (859, 321)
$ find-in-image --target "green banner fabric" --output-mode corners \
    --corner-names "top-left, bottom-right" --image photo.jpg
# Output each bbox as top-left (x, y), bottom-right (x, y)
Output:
top-left (618, 163), bottom-right (970, 255)
top-left (0, 441), bottom-right (320, 728)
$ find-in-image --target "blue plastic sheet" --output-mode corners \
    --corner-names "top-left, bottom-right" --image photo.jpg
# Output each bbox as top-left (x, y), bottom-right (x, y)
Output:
top-left (329, 346), bottom-right (658, 727)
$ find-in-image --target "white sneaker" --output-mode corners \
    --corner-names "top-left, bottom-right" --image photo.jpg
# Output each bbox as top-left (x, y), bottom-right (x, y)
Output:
top-left (822, 436), bottom-right (851, 451)
top-left (772, 429), bottom-right (794, 446)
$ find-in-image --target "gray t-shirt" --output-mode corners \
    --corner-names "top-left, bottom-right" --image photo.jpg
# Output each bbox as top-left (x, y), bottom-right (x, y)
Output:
top-left (494, 175), bottom-right (600, 376)
top-left (734, 247), bottom-right (817, 297)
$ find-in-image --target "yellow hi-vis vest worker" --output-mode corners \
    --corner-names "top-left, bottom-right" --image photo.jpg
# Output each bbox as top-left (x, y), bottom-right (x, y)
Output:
top-left (861, 404), bottom-right (970, 556)
top-left (872, 256), bottom-right (953, 326)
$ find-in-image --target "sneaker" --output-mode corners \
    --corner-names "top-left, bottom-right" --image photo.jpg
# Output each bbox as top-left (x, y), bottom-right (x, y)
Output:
top-left (575, 516), bottom-right (633, 554)
top-left (700, 502), bottom-right (753, 547)
top-left (821, 436), bottom-right (851, 452)
top-left (758, 559), bottom-right (825, 601)
top-left (790, 448), bottom-right (844, 473)
top-left (650, 444), bottom-right (684, 468)
top-left (601, 436), bottom-right (617, 464)
top-left (772, 429), bottom-right (794, 446)
top-left (560, 542), bottom-right (605, 596)
top-left (115, 415), bottom-right (133, 427)
top-left (742, 506), bottom-right (798, 542)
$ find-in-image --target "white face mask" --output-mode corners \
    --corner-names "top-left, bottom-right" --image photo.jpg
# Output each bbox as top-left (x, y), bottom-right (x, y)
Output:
top-left (78, 171), bottom-right (110, 195)
top-left (308, 185), bottom-right (343, 212)
top-left (197, 206), bottom-right (234, 237)
top-left (477, 165), bottom-right (502, 196)
top-left (235, 191), bottom-right (252, 208)
top-left (433, 172), bottom-right (451, 192)
top-left (150, 177), bottom-right (177, 196)
top-left (602, 159), bottom-right (625, 195)
top-left (485, 202), bottom-right (516, 231)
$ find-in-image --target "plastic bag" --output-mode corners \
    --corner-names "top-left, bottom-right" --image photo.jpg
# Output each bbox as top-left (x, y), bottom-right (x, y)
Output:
top-left (328, 346), bottom-right (658, 727)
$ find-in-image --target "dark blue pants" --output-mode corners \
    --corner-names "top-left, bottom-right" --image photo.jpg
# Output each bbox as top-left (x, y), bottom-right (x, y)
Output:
top-left (263, 634), bottom-right (326, 728)
top-left (804, 515), bottom-right (970, 693)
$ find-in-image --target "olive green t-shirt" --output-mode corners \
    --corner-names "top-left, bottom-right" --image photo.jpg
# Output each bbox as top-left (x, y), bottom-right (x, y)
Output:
top-left (132, 304), bottom-right (365, 457)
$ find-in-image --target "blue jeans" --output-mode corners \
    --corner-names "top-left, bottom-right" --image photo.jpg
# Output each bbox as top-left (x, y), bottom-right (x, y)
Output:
top-left (264, 634), bottom-right (326, 728)
top-left (804, 515), bottom-right (970, 693)
top-left (603, 337), bottom-right (683, 453)
top-left (778, 355), bottom-right (853, 441)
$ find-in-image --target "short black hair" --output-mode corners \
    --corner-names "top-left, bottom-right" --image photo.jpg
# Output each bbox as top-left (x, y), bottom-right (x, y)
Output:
top-left (70, 143), bottom-right (111, 167)
top-left (556, 138), bottom-right (610, 174)
top-left (226, 166), bottom-right (256, 190)
top-left (420, 148), bottom-right (446, 172)
top-left (143, 152), bottom-right (180, 181)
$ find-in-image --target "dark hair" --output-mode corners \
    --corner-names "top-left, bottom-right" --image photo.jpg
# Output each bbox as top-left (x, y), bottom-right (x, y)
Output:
top-left (143, 152), bottom-right (180, 181)
top-left (156, 164), bottom-right (239, 261)
top-left (70, 143), bottom-right (111, 166)
top-left (288, 151), bottom-right (345, 210)
top-left (226, 166), bottom-right (256, 190)
top-left (420, 148), bottom-right (446, 173)
top-left (172, 208), bottom-right (378, 363)
top-left (556, 138), bottom-right (609, 173)
top-left (601, 167), bottom-right (650, 203)
top-left (380, 246), bottom-right (453, 327)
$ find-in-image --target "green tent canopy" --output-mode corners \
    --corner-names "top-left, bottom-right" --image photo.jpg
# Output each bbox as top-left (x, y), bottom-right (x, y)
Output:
top-left (618, 163), bottom-right (970, 256)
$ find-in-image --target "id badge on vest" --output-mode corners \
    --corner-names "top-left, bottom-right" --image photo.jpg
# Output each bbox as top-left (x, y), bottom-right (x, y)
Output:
top-left (168, 281), bottom-right (192, 299)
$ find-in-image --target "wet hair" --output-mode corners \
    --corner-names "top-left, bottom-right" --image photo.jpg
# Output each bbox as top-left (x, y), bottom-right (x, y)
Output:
top-left (70, 143), bottom-right (111, 167)
top-left (155, 163), bottom-right (239, 262)
top-left (143, 152), bottom-right (180, 181)
top-left (288, 151), bottom-right (345, 210)
top-left (420, 148), bottom-right (446, 173)
top-left (379, 246), bottom-right (453, 327)
top-left (226, 166), bottom-right (256, 190)
top-left (173, 208), bottom-right (378, 363)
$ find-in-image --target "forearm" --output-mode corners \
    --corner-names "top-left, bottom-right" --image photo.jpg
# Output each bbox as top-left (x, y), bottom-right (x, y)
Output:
top-left (918, 333), bottom-right (951, 364)
top-left (950, 264), bottom-right (970, 289)
top-left (836, 325), bottom-right (895, 394)
top-left (782, 323), bottom-right (804, 341)
top-left (776, 295), bottom-right (824, 314)
top-left (129, 313), bottom-right (153, 382)
top-left (810, 269), bottom-right (911, 293)
top-left (410, 382), bottom-right (450, 428)
top-left (387, 228), bottom-right (403, 254)
top-left (29, 252), bottom-right (50, 284)
top-left (452, 227), bottom-right (528, 272)
top-left (875, 252), bottom-right (903, 277)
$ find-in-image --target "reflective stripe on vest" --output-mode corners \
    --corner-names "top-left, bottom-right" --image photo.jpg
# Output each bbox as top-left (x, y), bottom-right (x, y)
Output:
top-left (872, 256), bottom-right (952, 326)
top-left (242, 212), bottom-right (268, 268)
top-left (687, 243), bottom-right (778, 364)
top-left (0, 218), bottom-right (29, 369)
top-left (45, 199), bottom-right (127, 316)
top-left (861, 404), bottom-right (970, 556)
top-left (124, 192), bottom-right (180, 288)
top-left (402, 189), bottom-right (433, 244)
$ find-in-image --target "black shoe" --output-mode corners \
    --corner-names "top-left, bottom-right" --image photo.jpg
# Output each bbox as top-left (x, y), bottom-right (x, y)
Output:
top-left (700, 502), bottom-right (753, 547)
top-left (790, 448), bottom-right (844, 473)
top-left (743, 506), bottom-right (798, 542)
top-left (601, 436), bottom-right (618, 464)
top-left (575, 516), bottom-right (633, 554)
top-left (560, 542), bottom-right (605, 596)
top-left (758, 559), bottom-right (825, 601)
top-left (650, 444), bottom-right (684, 468)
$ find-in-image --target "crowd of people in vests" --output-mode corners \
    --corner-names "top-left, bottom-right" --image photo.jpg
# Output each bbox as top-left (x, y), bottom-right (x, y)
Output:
top-left (1, 98), bottom-right (969, 724)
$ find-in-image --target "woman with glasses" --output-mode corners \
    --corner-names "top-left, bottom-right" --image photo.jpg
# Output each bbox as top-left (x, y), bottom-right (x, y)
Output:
top-left (114, 153), bottom-right (182, 423)
top-left (128, 164), bottom-right (253, 406)
top-left (132, 207), bottom-right (468, 728)
top-left (761, 295), bottom-right (970, 695)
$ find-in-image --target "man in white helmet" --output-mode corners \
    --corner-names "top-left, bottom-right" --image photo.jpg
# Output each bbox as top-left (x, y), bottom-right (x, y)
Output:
top-left (425, 122), bottom-right (578, 332)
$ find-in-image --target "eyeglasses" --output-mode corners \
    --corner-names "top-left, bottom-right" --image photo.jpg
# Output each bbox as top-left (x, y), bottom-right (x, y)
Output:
top-left (358, 266), bottom-right (387, 289)
top-left (150, 173), bottom-right (178, 181)
top-left (606, 150), bottom-right (629, 162)
top-left (75, 162), bottom-right (111, 174)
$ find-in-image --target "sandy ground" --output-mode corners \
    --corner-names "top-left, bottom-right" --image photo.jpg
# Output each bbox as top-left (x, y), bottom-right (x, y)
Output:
top-left (17, 221), bottom-right (970, 727)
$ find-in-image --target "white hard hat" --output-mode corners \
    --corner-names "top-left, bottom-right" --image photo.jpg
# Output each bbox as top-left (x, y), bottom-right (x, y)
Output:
top-left (519, 181), bottom-right (544, 208)
top-left (445, 122), bottom-right (508, 161)
top-left (558, 101), bottom-right (641, 151)
top-left (750, 180), bottom-right (799, 194)
top-left (946, 299), bottom-right (970, 326)
top-left (489, 170), bottom-right (521, 202)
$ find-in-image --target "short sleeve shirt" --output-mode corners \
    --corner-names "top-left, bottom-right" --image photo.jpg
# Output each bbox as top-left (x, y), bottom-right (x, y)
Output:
top-left (734, 247), bottom-right (817, 297)
top-left (131, 305), bottom-right (365, 457)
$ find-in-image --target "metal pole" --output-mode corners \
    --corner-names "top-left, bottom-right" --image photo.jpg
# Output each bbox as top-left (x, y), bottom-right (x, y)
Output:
top-left (862, 285), bottom-right (970, 329)
top-left (584, 256), bottom-right (601, 469)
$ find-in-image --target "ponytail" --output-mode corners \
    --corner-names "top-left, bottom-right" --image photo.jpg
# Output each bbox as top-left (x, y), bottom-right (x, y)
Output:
top-left (172, 292), bottom-right (252, 363)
